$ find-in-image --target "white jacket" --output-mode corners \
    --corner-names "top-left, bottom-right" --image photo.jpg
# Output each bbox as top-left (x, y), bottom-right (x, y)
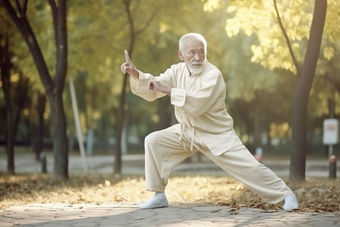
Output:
top-left (129, 61), bottom-right (243, 156)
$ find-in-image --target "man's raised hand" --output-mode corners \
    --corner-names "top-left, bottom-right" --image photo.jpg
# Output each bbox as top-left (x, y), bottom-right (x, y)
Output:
top-left (121, 50), bottom-right (138, 78)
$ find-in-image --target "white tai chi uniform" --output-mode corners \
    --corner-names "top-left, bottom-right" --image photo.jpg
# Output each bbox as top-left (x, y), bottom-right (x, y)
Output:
top-left (129, 61), bottom-right (293, 204)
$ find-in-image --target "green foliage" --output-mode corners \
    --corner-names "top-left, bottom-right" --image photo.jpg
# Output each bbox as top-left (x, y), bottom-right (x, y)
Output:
top-left (2, 0), bottom-right (338, 153)
top-left (224, 0), bottom-right (339, 75)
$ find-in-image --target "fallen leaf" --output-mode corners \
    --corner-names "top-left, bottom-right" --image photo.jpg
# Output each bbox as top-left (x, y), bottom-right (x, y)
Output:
top-left (133, 217), bottom-right (143, 220)
top-left (261, 210), bottom-right (277, 213)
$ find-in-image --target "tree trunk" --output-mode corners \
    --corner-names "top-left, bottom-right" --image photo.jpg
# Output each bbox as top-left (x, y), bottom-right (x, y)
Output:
top-left (3, 0), bottom-right (69, 180)
top-left (0, 36), bottom-right (15, 175)
top-left (13, 73), bottom-right (30, 141)
top-left (34, 91), bottom-right (46, 161)
top-left (49, 93), bottom-right (68, 179)
top-left (3, 74), bottom-right (14, 175)
top-left (115, 74), bottom-right (128, 175)
top-left (114, 0), bottom-right (158, 175)
top-left (289, 0), bottom-right (327, 181)
top-left (114, 0), bottom-right (135, 176)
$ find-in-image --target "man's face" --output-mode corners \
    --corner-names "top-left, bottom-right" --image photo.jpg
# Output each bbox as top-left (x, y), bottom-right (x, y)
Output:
top-left (179, 39), bottom-right (205, 74)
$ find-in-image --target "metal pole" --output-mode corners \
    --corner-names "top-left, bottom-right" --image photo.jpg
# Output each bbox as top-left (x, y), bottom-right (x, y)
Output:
top-left (329, 155), bottom-right (337, 179)
top-left (328, 144), bottom-right (333, 156)
top-left (69, 78), bottom-right (88, 174)
top-left (328, 78), bottom-right (336, 178)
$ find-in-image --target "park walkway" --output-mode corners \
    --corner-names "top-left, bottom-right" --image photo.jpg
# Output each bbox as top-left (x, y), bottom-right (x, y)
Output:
top-left (1, 153), bottom-right (339, 226)
top-left (1, 202), bottom-right (340, 227)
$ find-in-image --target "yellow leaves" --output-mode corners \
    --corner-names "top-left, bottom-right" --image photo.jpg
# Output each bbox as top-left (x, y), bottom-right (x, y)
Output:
top-left (241, 134), bottom-right (249, 144)
top-left (227, 5), bottom-right (236, 13)
top-left (202, 0), bottom-right (221, 13)
top-left (92, 111), bottom-right (101, 120)
top-left (244, 29), bottom-right (253, 37)
top-left (104, 180), bottom-right (111, 187)
top-left (250, 45), bottom-right (266, 63)
top-left (224, 0), bottom-right (324, 73)
top-left (323, 46), bottom-right (335, 60)
top-left (292, 42), bottom-right (300, 53)
top-left (269, 122), bottom-right (291, 139)
top-left (159, 22), bottom-right (168, 33)
top-left (323, 0), bottom-right (340, 43)
top-left (151, 113), bottom-right (159, 124)
top-left (281, 61), bottom-right (293, 71)
top-left (10, 73), bottom-right (20, 83)
top-left (23, 109), bottom-right (30, 116)
top-left (291, 15), bottom-right (301, 26)
top-left (225, 18), bottom-right (241, 37)
top-left (225, 0), bottom-right (274, 38)
top-left (105, 57), bottom-right (111, 66)
top-left (251, 38), bottom-right (299, 73)
top-left (1, 174), bottom-right (340, 212)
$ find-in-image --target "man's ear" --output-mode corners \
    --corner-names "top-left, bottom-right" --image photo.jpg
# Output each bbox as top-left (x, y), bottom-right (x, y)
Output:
top-left (178, 50), bottom-right (184, 61)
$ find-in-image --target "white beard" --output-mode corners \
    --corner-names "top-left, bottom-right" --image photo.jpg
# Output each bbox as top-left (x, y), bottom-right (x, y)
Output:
top-left (189, 66), bottom-right (203, 74)
top-left (188, 62), bottom-right (204, 74)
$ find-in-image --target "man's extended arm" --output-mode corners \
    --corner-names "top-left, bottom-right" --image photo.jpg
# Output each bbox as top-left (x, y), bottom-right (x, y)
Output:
top-left (121, 50), bottom-right (171, 96)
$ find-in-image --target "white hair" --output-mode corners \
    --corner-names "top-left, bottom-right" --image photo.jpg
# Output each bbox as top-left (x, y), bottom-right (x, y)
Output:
top-left (179, 33), bottom-right (208, 56)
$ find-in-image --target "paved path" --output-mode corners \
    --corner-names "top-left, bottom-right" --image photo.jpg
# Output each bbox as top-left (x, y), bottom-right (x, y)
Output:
top-left (1, 153), bottom-right (339, 226)
top-left (1, 203), bottom-right (339, 227)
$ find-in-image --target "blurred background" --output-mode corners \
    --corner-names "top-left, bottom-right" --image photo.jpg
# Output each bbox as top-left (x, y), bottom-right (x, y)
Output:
top-left (0, 0), bottom-right (339, 177)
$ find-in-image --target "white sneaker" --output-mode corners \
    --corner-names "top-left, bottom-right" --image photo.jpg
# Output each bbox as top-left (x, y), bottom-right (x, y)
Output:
top-left (139, 192), bottom-right (169, 209)
top-left (283, 193), bottom-right (298, 211)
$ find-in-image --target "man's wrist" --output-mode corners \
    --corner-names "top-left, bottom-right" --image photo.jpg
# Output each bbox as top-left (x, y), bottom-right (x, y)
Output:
top-left (130, 69), bottom-right (139, 79)
top-left (165, 88), bottom-right (171, 96)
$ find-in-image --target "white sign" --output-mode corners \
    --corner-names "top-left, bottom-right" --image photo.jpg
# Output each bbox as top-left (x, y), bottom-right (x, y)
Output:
top-left (323, 119), bottom-right (339, 145)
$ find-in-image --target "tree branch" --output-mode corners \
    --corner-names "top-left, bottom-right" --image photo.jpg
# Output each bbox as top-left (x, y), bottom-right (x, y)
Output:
top-left (47, 0), bottom-right (59, 83)
top-left (124, 0), bottom-right (134, 50)
top-left (273, 0), bottom-right (301, 76)
top-left (22, 0), bottom-right (28, 16)
top-left (50, 0), bottom-right (67, 90)
top-left (48, 0), bottom-right (59, 45)
top-left (15, 0), bottom-right (21, 16)
top-left (135, 5), bottom-right (159, 37)
top-left (14, 0), bottom-right (28, 18)
top-left (3, 0), bottom-right (54, 93)
top-left (4, 0), bottom-right (22, 27)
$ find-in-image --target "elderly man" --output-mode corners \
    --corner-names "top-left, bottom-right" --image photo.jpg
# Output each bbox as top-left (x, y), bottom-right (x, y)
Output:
top-left (121, 33), bottom-right (298, 211)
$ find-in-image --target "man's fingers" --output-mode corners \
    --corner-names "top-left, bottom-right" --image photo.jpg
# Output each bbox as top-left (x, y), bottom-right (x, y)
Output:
top-left (121, 63), bottom-right (126, 74)
top-left (149, 81), bottom-right (155, 90)
top-left (124, 50), bottom-right (131, 63)
top-left (122, 50), bottom-right (137, 75)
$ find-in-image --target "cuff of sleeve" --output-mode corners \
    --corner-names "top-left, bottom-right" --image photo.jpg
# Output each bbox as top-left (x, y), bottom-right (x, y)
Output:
top-left (130, 71), bottom-right (149, 95)
top-left (129, 74), bottom-right (139, 95)
top-left (171, 88), bottom-right (186, 107)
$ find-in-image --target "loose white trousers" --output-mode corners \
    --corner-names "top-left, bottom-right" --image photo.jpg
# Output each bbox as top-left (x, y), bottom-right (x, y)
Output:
top-left (144, 125), bottom-right (293, 204)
